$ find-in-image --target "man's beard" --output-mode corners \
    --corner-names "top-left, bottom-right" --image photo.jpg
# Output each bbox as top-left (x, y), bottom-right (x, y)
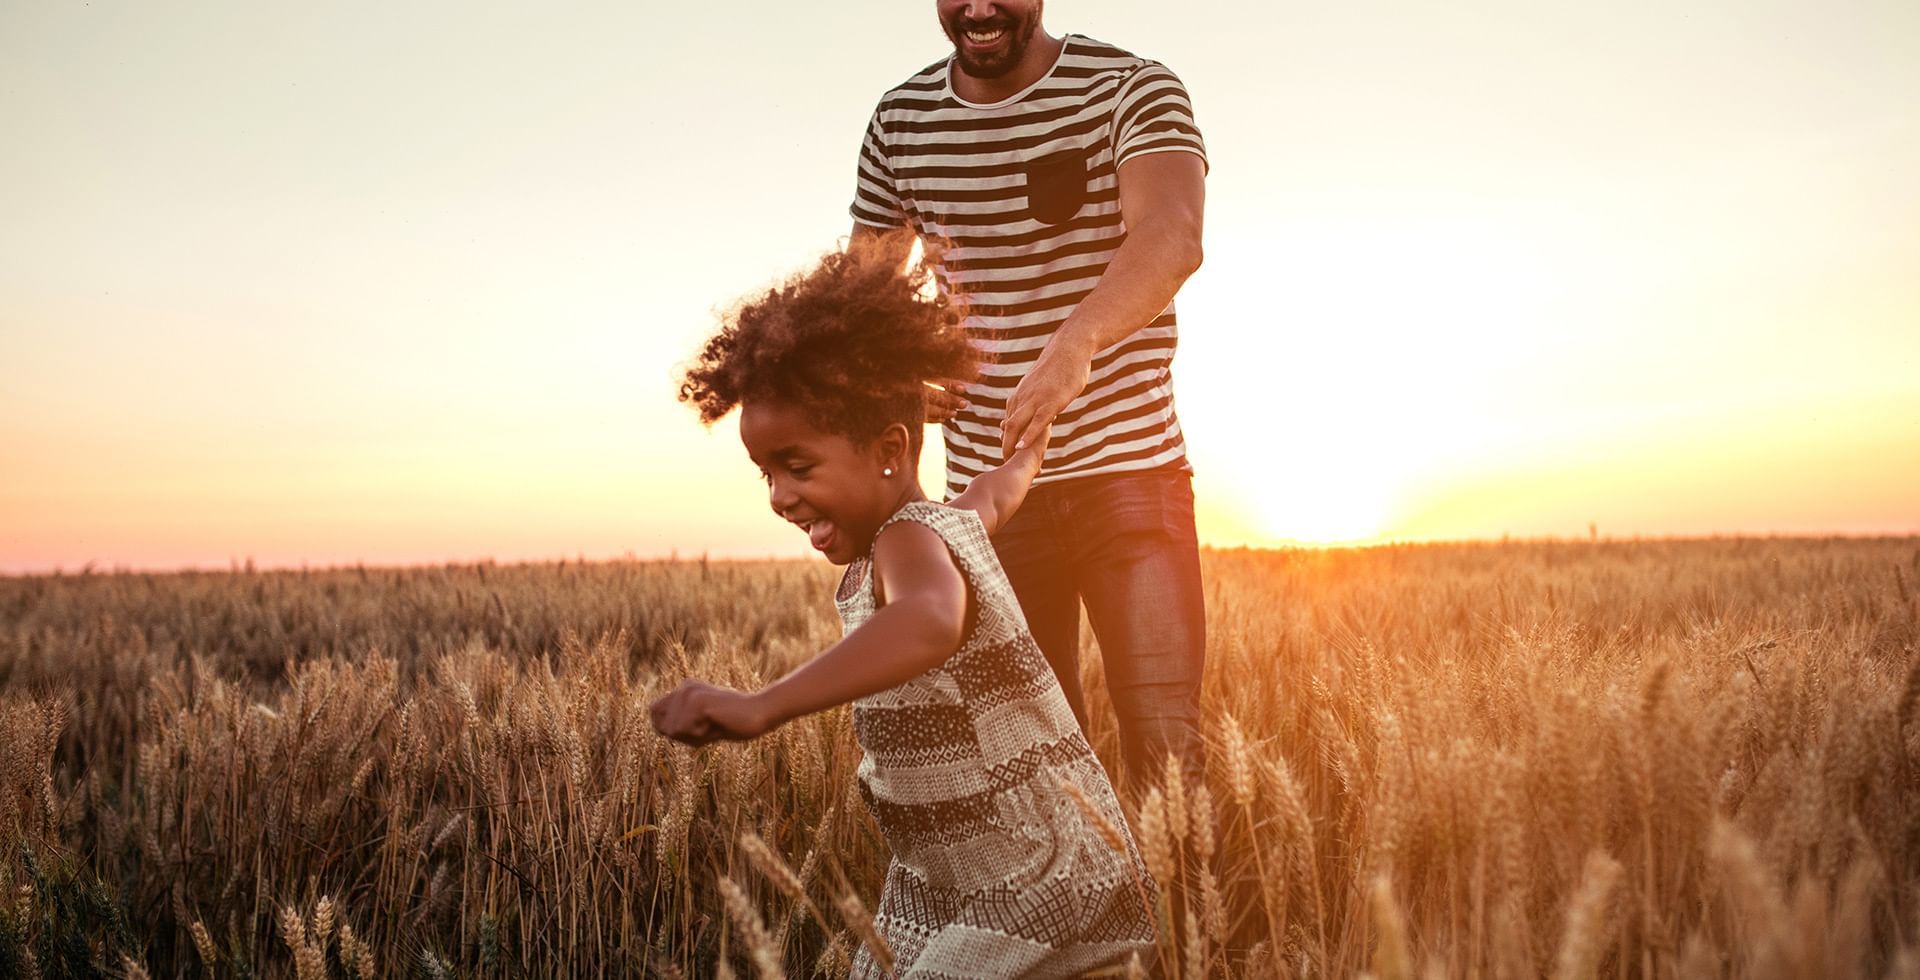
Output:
top-left (942, 3), bottom-right (1042, 80)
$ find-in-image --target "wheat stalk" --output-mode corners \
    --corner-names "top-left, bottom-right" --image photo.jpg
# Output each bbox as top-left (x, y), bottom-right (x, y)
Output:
top-left (1368, 873), bottom-right (1412, 980)
top-left (718, 873), bottom-right (785, 980)
top-left (831, 869), bottom-right (895, 976)
top-left (188, 920), bottom-right (218, 968)
top-left (1163, 753), bottom-right (1190, 844)
top-left (1551, 850), bottom-right (1623, 980)
top-left (1058, 775), bottom-right (1127, 854)
top-left (1137, 787), bottom-right (1176, 889)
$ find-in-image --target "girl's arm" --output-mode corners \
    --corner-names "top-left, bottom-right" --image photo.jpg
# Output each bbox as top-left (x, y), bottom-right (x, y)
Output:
top-left (947, 423), bottom-right (1050, 537)
top-left (649, 519), bottom-right (969, 745)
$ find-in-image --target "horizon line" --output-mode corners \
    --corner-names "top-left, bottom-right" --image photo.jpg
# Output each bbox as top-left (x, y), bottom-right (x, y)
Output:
top-left (6, 529), bottom-right (1918, 579)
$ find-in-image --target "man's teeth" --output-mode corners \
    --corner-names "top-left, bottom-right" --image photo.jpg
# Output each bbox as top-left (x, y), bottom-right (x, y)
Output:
top-left (967, 29), bottom-right (1005, 42)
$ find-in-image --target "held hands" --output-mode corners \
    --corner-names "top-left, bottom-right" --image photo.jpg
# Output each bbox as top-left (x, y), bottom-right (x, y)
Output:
top-left (649, 679), bottom-right (774, 746)
top-left (1001, 336), bottom-right (1090, 458)
top-left (1009, 422), bottom-right (1052, 475)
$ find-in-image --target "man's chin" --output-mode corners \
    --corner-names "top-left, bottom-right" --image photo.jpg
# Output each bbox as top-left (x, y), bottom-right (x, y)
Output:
top-left (954, 51), bottom-right (1020, 79)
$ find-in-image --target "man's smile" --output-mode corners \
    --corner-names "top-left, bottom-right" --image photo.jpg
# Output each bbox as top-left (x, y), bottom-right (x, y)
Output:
top-left (954, 17), bottom-right (1015, 56)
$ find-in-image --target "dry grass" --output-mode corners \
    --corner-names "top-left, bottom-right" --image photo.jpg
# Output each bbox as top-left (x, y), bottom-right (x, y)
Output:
top-left (2, 537), bottom-right (1918, 977)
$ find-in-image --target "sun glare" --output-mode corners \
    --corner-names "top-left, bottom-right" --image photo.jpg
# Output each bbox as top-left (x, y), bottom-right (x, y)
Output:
top-left (1262, 487), bottom-right (1390, 545)
top-left (1244, 445), bottom-right (1398, 545)
top-left (1178, 212), bottom-right (1579, 548)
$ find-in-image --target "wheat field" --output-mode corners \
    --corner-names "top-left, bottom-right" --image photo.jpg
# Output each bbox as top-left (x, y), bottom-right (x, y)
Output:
top-left (2, 537), bottom-right (1918, 978)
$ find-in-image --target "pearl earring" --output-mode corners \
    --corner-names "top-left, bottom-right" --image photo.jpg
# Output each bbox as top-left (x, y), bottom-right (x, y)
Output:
top-left (883, 467), bottom-right (894, 477)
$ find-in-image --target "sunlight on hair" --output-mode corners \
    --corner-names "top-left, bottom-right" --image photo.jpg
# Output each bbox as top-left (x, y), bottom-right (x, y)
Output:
top-left (906, 235), bottom-right (940, 304)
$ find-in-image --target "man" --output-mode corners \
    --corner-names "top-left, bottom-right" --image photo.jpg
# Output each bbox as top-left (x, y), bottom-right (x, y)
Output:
top-left (849, 0), bottom-right (1209, 794)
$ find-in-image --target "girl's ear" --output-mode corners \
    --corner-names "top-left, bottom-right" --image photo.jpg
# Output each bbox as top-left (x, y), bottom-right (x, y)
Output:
top-left (874, 422), bottom-right (912, 474)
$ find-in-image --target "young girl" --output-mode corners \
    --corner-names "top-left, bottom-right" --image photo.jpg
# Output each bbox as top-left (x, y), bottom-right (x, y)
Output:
top-left (651, 242), bottom-right (1158, 978)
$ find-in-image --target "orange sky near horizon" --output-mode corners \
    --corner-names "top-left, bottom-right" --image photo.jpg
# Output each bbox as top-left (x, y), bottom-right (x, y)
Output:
top-left (3, 1), bottom-right (1917, 574)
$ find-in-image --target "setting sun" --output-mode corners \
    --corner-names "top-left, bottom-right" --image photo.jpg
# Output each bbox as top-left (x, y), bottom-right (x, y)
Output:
top-left (1251, 462), bottom-right (1396, 546)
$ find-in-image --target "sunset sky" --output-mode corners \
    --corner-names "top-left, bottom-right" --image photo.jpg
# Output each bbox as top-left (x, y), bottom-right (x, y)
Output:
top-left (3, 1), bottom-right (1917, 572)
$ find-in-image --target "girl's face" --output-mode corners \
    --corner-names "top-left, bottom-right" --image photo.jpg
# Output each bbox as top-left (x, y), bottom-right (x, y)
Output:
top-left (738, 399), bottom-right (913, 566)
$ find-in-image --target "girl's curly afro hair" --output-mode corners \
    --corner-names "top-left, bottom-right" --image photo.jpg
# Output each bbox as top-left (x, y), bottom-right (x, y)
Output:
top-left (678, 236), bottom-right (977, 458)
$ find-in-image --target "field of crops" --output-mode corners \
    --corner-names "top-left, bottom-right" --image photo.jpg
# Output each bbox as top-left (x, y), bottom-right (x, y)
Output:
top-left (3, 537), bottom-right (1918, 978)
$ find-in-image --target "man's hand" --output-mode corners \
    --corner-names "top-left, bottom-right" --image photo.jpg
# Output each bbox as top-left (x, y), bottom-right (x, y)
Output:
top-left (649, 680), bottom-right (774, 746)
top-left (1001, 337), bottom-right (1090, 458)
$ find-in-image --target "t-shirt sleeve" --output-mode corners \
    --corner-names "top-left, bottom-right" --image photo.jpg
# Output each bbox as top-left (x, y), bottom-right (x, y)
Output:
top-left (1112, 62), bottom-right (1208, 173)
top-left (850, 107), bottom-right (909, 229)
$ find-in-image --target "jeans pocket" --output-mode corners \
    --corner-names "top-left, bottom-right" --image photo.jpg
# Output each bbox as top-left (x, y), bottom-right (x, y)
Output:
top-left (1023, 148), bottom-right (1089, 225)
top-left (1157, 471), bottom-right (1197, 544)
top-left (1074, 470), bottom-right (1187, 542)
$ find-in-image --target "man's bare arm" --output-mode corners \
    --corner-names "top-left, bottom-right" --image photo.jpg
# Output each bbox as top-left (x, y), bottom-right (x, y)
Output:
top-left (999, 151), bottom-right (1206, 456)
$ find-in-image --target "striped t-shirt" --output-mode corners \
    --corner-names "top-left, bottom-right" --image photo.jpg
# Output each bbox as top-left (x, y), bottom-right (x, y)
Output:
top-left (850, 34), bottom-right (1208, 497)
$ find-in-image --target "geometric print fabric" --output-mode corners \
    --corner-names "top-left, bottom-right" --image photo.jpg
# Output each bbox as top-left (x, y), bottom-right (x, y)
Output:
top-left (836, 501), bottom-right (1157, 977)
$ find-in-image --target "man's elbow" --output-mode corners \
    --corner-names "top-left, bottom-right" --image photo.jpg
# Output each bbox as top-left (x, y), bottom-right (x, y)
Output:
top-left (1161, 217), bottom-right (1204, 278)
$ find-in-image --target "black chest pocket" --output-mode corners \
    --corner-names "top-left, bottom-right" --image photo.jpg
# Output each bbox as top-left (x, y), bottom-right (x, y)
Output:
top-left (1023, 149), bottom-right (1089, 225)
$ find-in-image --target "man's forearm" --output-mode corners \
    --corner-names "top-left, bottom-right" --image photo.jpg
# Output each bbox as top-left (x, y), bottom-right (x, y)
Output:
top-left (1049, 215), bottom-right (1203, 362)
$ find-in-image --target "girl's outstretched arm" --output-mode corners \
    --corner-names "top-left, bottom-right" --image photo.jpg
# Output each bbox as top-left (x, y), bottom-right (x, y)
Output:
top-left (649, 519), bottom-right (969, 745)
top-left (947, 424), bottom-right (1050, 537)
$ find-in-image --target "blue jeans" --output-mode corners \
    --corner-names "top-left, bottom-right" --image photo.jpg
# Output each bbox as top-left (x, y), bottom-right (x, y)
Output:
top-left (989, 467), bottom-right (1207, 795)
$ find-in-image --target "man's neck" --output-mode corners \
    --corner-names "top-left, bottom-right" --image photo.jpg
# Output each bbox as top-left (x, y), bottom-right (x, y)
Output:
top-left (951, 31), bottom-right (1065, 105)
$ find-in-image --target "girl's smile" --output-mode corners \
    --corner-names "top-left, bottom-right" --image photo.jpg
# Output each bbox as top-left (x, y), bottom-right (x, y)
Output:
top-left (802, 518), bottom-right (837, 555)
top-left (738, 399), bottom-right (923, 566)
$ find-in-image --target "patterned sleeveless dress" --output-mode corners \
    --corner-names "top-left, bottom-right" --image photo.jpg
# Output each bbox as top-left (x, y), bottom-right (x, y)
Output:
top-left (835, 500), bottom-right (1158, 979)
